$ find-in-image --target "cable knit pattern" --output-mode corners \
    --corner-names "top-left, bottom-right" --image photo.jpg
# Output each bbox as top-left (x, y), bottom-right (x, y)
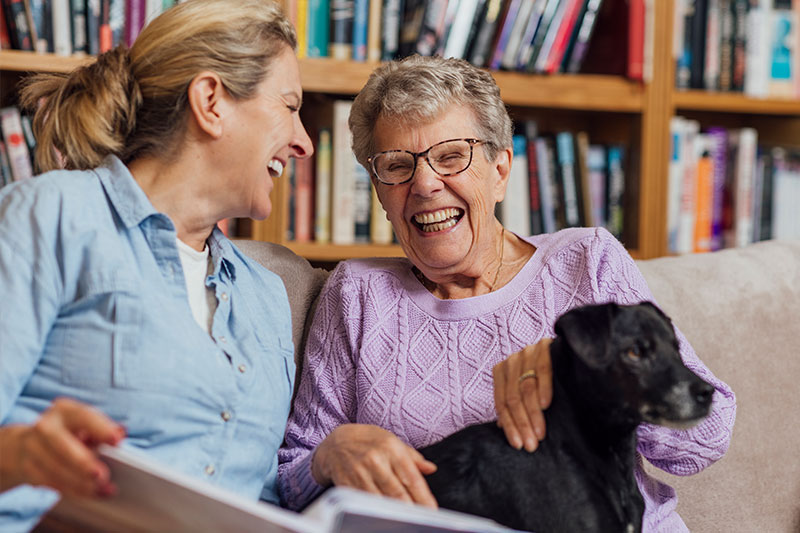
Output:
top-left (278, 227), bottom-right (736, 532)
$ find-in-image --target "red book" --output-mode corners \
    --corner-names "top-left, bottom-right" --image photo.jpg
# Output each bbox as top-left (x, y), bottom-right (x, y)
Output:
top-left (627, 0), bottom-right (645, 81)
top-left (542, 0), bottom-right (585, 74)
top-left (0, 4), bottom-right (11, 49)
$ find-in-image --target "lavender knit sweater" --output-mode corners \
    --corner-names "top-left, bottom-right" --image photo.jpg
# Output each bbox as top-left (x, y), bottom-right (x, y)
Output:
top-left (278, 227), bottom-right (736, 531)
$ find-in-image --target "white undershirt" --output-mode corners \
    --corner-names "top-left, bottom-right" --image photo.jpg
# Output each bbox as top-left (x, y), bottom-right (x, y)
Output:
top-left (176, 238), bottom-right (216, 335)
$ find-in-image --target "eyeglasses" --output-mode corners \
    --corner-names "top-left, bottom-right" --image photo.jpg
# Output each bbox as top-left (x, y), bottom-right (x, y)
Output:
top-left (368, 138), bottom-right (488, 185)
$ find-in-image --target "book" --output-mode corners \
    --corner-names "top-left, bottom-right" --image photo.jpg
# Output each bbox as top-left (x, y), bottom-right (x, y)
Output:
top-left (51, 0), bottom-right (71, 55)
top-left (627, 0), bottom-right (645, 80)
top-left (693, 134), bottom-right (714, 253)
top-left (514, 0), bottom-right (547, 70)
top-left (744, 0), bottom-right (773, 97)
top-left (0, 4), bottom-right (11, 49)
top-left (706, 127), bottom-right (727, 251)
top-left (124, 0), bottom-right (145, 47)
top-left (718, 0), bottom-right (733, 91)
top-left (306, 0), bottom-right (329, 57)
top-left (329, 0), bottom-right (354, 59)
top-left (770, 148), bottom-right (800, 240)
top-left (398, 0), bottom-right (426, 57)
top-left (366, 0), bottom-right (382, 61)
top-left (574, 131), bottom-right (591, 226)
top-left (534, 136), bottom-right (557, 233)
top-left (606, 144), bottom-right (625, 239)
top-left (442, 0), bottom-right (481, 59)
top-left (499, 0), bottom-right (536, 70)
top-left (380, 0), bottom-right (403, 60)
top-left (523, 120), bottom-right (543, 235)
top-left (733, 127), bottom-right (757, 248)
top-left (43, 445), bottom-right (513, 533)
top-left (768, 0), bottom-right (798, 97)
top-left (331, 100), bottom-right (355, 245)
top-left (523, 0), bottom-right (563, 73)
top-left (28, 0), bottom-right (51, 52)
top-left (555, 131), bottom-right (581, 228)
top-left (294, 154), bottom-right (314, 243)
top-left (499, 133), bottom-right (531, 236)
top-left (487, 0), bottom-right (521, 70)
top-left (353, 153), bottom-right (371, 243)
top-left (296, 0), bottom-right (308, 57)
top-left (703, 0), bottom-right (721, 89)
top-left (351, 0), bottom-right (368, 60)
top-left (414, 0), bottom-right (448, 57)
top-left (730, 0), bottom-right (749, 91)
top-left (586, 144), bottom-right (607, 228)
top-left (537, 0), bottom-right (585, 74)
top-left (0, 140), bottom-right (12, 186)
top-left (86, 0), bottom-right (101, 54)
top-left (370, 186), bottom-right (394, 244)
top-left (0, 106), bottom-right (34, 182)
top-left (315, 128), bottom-right (332, 243)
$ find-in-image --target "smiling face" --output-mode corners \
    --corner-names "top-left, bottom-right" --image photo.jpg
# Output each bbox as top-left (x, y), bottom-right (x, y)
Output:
top-left (372, 105), bottom-right (512, 279)
top-left (222, 45), bottom-right (312, 220)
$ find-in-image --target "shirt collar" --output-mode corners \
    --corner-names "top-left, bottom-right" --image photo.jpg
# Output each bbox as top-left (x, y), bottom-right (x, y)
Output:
top-left (96, 155), bottom-right (160, 229)
top-left (208, 226), bottom-right (237, 282)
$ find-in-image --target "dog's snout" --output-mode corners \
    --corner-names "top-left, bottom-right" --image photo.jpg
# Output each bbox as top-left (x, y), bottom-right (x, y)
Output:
top-left (693, 381), bottom-right (714, 406)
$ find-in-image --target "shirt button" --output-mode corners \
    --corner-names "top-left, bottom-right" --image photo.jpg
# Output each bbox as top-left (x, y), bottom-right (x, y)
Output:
top-left (219, 335), bottom-right (227, 343)
top-left (204, 464), bottom-right (215, 476)
top-left (220, 292), bottom-right (229, 301)
top-left (238, 364), bottom-right (247, 374)
top-left (221, 411), bottom-right (232, 422)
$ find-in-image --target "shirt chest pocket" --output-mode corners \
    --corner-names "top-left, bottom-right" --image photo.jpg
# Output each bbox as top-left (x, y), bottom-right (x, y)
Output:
top-left (59, 277), bottom-right (142, 389)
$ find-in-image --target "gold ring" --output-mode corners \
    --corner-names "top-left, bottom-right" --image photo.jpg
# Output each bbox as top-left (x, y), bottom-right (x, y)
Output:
top-left (518, 369), bottom-right (537, 384)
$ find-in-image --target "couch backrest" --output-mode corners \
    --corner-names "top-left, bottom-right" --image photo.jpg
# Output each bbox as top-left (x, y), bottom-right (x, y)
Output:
top-left (636, 239), bottom-right (800, 533)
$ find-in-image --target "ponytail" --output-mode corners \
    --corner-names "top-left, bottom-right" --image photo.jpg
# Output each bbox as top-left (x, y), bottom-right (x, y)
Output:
top-left (19, 46), bottom-right (140, 172)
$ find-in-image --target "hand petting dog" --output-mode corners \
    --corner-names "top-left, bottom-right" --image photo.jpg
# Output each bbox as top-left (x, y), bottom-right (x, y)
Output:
top-left (493, 338), bottom-right (554, 452)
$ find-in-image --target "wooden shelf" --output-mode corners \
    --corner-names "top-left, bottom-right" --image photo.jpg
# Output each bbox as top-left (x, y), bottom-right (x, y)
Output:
top-left (0, 50), bottom-right (94, 73)
top-left (298, 57), bottom-right (644, 112)
top-left (285, 241), bottom-right (404, 261)
top-left (673, 90), bottom-right (800, 115)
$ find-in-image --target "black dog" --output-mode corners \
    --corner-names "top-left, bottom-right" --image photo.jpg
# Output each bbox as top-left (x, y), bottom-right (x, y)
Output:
top-left (419, 302), bottom-right (714, 533)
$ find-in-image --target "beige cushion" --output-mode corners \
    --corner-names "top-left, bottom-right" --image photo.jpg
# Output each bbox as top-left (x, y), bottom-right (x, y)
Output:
top-left (637, 239), bottom-right (800, 533)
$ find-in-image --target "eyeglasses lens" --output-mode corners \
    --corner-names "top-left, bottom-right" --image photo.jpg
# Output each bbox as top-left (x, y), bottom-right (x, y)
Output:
top-left (373, 140), bottom-right (473, 184)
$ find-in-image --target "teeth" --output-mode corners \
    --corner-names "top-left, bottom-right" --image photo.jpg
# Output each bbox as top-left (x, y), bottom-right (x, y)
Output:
top-left (268, 159), bottom-right (284, 177)
top-left (421, 218), bottom-right (458, 232)
top-left (414, 208), bottom-right (461, 225)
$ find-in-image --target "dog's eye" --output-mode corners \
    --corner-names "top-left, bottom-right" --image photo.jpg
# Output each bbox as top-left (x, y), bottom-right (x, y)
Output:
top-left (626, 347), bottom-right (642, 361)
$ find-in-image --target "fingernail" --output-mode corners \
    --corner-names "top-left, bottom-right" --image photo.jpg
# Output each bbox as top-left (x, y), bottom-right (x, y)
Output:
top-left (535, 426), bottom-right (545, 440)
top-left (525, 438), bottom-right (538, 453)
top-left (512, 437), bottom-right (523, 450)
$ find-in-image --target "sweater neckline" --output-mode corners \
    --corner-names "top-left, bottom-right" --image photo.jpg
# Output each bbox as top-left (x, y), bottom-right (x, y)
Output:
top-left (398, 233), bottom-right (550, 320)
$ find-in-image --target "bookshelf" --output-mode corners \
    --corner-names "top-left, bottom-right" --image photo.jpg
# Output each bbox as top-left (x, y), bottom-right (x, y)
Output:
top-left (3, 0), bottom-right (798, 261)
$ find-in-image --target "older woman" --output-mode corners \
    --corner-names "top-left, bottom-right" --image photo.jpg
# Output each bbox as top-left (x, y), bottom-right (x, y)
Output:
top-left (278, 55), bottom-right (735, 531)
top-left (0, 1), bottom-right (311, 530)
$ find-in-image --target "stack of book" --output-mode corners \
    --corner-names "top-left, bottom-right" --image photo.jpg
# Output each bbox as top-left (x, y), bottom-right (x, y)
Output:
top-left (667, 117), bottom-right (800, 255)
top-left (674, 0), bottom-right (800, 98)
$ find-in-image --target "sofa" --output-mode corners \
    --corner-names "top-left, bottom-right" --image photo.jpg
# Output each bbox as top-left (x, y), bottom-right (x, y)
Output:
top-left (235, 237), bottom-right (800, 533)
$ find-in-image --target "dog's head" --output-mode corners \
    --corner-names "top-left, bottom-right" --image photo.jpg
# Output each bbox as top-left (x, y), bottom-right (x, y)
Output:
top-left (554, 302), bottom-right (713, 430)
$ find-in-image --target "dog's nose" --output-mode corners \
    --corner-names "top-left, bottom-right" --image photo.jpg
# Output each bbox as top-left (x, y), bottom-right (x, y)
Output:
top-left (692, 381), bottom-right (714, 406)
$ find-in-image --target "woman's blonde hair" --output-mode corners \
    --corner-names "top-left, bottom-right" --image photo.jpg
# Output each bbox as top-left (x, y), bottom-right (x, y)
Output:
top-left (349, 55), bottom-right (513, 171)
top-left (19, 0), bottom-right (296, 172)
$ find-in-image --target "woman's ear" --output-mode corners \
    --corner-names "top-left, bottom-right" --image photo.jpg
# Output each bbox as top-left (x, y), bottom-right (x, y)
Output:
top-left (492, 146), bottom-right (513, 203)
top-left (187, 71), bottom-right (228, 140)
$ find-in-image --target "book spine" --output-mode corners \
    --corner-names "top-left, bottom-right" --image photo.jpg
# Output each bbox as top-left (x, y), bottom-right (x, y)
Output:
top-left (442, 0), bottom-right (480, 59)
top-left (524, 121), bottom-right (543, 235)
top-left (0, 5), bottom-right (11, 49)
top-left (499, 0), bottom-right (535, 70)
top-left (0, 106), bottom-right (34, 182)
top-left (675, 0), bottom-right (695, 88)
top-left (125, 0), bottom-right (145, 47)
top-left (369, 186), bottom-right (393, 244)
top-left (70, 0), bottom-right (87, 53)
top-left (744, 0), bottom-right (771, 97)
top-left (86, 0), bottom-right (100, 54)
top-left (351, 0), bottom-right (368, 60)
top-left (731, 0), bottom-right (749, 90)
top-left (530, 0), bottom-right (568, 73)
top-left (556, 132), bottom-right (581, 228)
top-left (565, 0), bottom-right (603, 73)
top-left (718, 0), bottom-right (733, 90)
top-left (500, 133), bottom-right (531, 236)
top-left (329, 0), bottom-right (354, 59)
top-left (574, 130), bottom-right (591, 226)
top-left (704, 0), bottom-right (721, 89)
top-left (314, 128), bottom-right (332, 244)
top-left (768, 1), bottom-right (797, 97)
top-left (366, 0), bottom-right (382, 61)
top-left (605, 144), bottom-right (625, 239)
top-left (756, 148), bottom-right (775, 241)
top-left (707, 127), bottom-right (728, 250)
top-left (515, 0), bottom-right (546, 70)
top-left (331, 100), bottom-right (355, 245)
top-left (380, 0), bottom-right (403, 60)
top-left (667, 117), bottom-right (685, 253)
top-left (693, 134), bottom-right (714, 253)
top-left (414, 0), bottom-right (448, 57)
top-left (307, 0), bottom-right (330, 57)
top-left (689, 0), bottom-right (708, 88)
top-left (398, 0), bottom-right (426, 57)
top-left (286, 158), bottom-right (296, 242)
top-left (27, 0), bottom-right (51, 52)
top-left (627, 0), bottom-right (645, 80)
top-left (0, 140), bottom-right (13, 187)
top-left (733, 127), bottom-right (757, 247)
top-left (296, 0), bottom-right (308, 58)
top-left (586, 144), bottom-right (607, 228)
top-left (353, 155), bottom-right (371, 242)
top-left (535, 137), bottom-right (557, 233)
top-left (294, 155), bottom-right (314, 242)
top-left (51, 0), bottom-right (71, 55)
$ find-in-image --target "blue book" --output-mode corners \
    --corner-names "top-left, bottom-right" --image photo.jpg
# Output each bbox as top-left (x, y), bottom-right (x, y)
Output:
top-left (556, 132), bottom-right (581, 228)
top-left (307, 0), bottom-right (330, 57)
top-left (606, 145), bottom-right (625, 239)
top-left (351, 0), bottom-right (369, 60)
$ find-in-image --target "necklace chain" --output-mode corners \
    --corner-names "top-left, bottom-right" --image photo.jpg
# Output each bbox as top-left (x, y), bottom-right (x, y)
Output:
top-left (413, 227), bottom-right (507, 295)
top-left (489, 227), bottom-right (505, 293)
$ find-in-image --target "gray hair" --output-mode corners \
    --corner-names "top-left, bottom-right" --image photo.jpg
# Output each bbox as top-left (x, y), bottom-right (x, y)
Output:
top-left (349, 55), bottom-right (514, 171)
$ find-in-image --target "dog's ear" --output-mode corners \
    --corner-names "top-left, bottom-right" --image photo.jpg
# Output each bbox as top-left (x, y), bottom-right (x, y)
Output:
top-left (554, 303), bottom-right (618, 368)
top-left (638, 301), bottom-right (671, 324)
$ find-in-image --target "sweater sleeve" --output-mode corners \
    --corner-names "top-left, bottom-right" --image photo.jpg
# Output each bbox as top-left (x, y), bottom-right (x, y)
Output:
top-left (588, 228), bottom-right (736, 476)
top-left (277, 262), bottom-right (362, 510)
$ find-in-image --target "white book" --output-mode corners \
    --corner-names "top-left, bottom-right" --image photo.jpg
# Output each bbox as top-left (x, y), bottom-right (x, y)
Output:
top-left (499, 135), bottom-right (531, 236)
top-left (500, 0), bottom-right (536, 70)
top-left (443, 0), bottom-right (477, 58)
top-left (535, 138), bottom-right (556, 234)
top-left (734, 127), bottom-right (758, 248)
top-left (667, 117), bottom-right (686, 253)
top-left (0, 107), bottom-right (34, 182)
top-left (51, 0), bottom-right (72, 56)
top-left (370, 178), bottom-right (394, 244)
top-left (331, 100), bottom-right (356, 245)
top-left (315, 129), bottom-right (333, 244)
top-left (771, 158), bottom-right (800, 240)
top-left (145, 0), bottom-right (163, 25)
top-left (44, 445), bottom-right (513, 532)
top-left (744, 0), bottom-right (773, 97)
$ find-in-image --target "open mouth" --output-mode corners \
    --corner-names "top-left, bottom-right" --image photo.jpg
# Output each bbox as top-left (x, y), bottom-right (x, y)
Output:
top-left (267, 159), bottom-right (284, 178)
top-left (412, 208), bottom-right (464, 233)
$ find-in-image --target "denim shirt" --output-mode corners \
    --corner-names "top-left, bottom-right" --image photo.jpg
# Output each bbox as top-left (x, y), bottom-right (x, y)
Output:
top-left (0, 156), bottom-right (294, 531)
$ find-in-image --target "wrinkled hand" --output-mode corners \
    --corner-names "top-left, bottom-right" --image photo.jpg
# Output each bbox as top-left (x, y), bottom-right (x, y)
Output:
top-left (493, 338), bottom-right (554, 452)
top-left (311, 423), bottom-right (438, 508)
top-left (0, 397), bottom-right (126, 497)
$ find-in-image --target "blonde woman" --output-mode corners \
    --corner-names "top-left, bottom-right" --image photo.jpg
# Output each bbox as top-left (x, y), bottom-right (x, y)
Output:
top-left (0, 1), bottom-right (312, 529)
